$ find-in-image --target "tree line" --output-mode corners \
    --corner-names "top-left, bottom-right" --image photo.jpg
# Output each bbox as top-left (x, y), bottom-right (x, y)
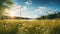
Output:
top-left (37, 12), bottom-right (60, 20)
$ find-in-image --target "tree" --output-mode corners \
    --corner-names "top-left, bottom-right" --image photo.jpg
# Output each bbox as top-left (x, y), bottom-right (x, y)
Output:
top-left (57, 12), bottom-right (60, 18)
top-left (47, 14), bottom-right (57, 19)
top-left (0, 0), bottom-right (14, 19)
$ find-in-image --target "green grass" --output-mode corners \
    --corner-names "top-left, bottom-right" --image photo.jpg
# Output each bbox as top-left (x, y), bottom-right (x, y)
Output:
top-left (0, 19), bottom-right (60, 34)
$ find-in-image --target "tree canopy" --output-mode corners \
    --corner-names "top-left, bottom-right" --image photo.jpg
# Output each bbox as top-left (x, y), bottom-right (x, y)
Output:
top-left (0, 0), bottom-right (14, 19)
top-left (0, 0), bottom-right (14, 14)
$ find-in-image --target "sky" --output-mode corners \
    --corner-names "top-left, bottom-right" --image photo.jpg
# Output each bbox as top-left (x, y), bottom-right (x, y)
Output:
top-left (5, 0), bottom-right (60, 18)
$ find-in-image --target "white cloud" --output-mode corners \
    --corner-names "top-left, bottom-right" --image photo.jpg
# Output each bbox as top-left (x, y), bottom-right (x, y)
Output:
top-left (47, 9), bottom-right (58, 14)
top-left (35, 7), bottom-right (47, 12)
top-left (35, 6), bottom-right (58, 16)
top-left (5, 3), bottom-right (28, 17)
top-left (11, 3), bottom-right (27, 11)
top-left (35, 7), bottom-right (47, 14)
top-left (25, 2), bottom-right (29, 4)
top-left (25, 0), bottom-right (32, 5)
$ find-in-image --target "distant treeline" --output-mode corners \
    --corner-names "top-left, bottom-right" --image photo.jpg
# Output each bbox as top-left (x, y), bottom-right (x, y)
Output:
top-left (0, 16), bottom-right (30, 20)
top-left (37, 12), bottom-right (60, 20)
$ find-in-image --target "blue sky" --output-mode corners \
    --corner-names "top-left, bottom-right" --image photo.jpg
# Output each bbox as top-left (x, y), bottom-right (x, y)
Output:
top-left (9, 0), bottom-right (60, 18)
top-left (13, 0), bottom-right (60, 9)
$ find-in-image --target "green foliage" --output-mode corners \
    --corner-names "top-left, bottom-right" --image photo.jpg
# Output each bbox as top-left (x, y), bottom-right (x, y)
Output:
top-left (0, 0), bottom-right (14, 19)
top-left (47, 14), bottom-right (57, 19)
top-left (37, 12), bottom-right (60, 20)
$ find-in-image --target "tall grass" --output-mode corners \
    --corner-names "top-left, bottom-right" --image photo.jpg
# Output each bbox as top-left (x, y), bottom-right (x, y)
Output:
top-left (0, 19), bottom-right (60, 34)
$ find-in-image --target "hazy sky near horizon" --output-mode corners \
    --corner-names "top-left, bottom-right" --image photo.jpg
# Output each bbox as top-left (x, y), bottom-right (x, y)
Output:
top-left (8, 0), bottom-right (60, 18)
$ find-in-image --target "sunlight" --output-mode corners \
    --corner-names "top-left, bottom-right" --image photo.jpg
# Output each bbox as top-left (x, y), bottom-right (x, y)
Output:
top-left (8, 11), bottom-right (15, 18)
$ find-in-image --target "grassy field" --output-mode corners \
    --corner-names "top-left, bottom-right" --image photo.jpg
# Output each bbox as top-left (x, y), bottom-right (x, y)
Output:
top-left (0, 19), bottom-right (60, 34)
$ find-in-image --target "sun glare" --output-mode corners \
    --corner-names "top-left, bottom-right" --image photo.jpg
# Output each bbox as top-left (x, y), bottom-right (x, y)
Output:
top-left (10, 12), bottom-right (14, 16)
top-left (8, 11), bottom-right (15, 18)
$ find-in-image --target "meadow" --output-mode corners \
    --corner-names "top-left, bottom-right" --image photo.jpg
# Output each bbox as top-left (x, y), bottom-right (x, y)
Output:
top-left (0, 19), bottom-right (60, 34)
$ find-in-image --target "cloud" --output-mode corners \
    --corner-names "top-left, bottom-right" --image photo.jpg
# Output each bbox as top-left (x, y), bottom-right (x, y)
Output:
top-left (25, 0), bottom-right (32, 5)
top-left (35, 6), bottom-right (58, 16)
top-left (35, 7), bottom-right (47, 13)
top-left (35, 7), bottom-right (48, 15)
top-left (5, 3), bottom-right (28, 16)
top-left (11, 3), bottom-right (27, 11)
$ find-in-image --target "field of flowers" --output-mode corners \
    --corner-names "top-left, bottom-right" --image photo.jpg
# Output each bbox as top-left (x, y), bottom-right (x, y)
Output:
top-left (0, 19), bottom-right (60, 34)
